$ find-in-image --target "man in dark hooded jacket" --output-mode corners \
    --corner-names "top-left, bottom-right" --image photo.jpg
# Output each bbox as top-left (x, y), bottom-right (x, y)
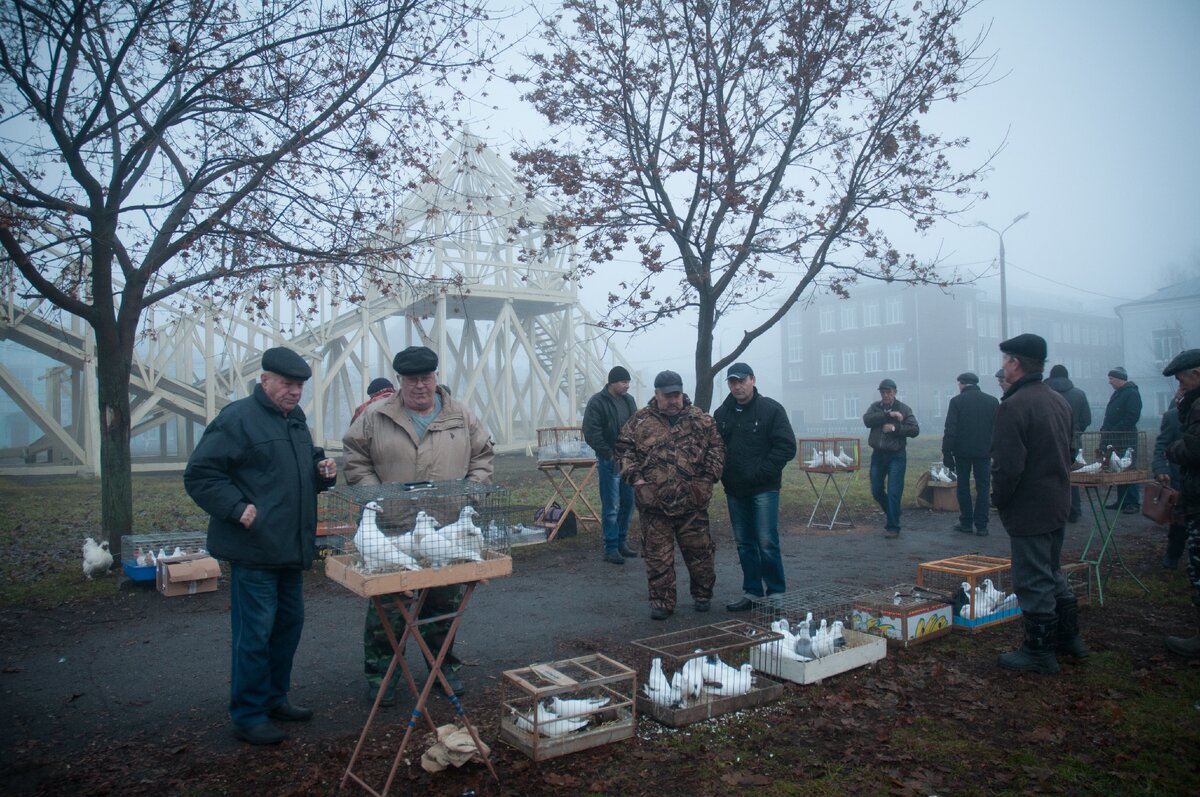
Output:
top-left (1045, 364), bottom-right (1091, 522)
top-left (943, 372), bottom-right (998, 536)
top-left (1102, 366), bottom-right (1142, 513)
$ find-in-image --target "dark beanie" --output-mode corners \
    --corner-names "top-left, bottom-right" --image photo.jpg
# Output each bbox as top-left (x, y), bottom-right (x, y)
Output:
top-left (607, 366), bottom-right (631, 384)
top-left (367, 377), bottom-right (393, 396)
top-left (1049, 364), bottom-right (1068, 378)
top-left (1107, 366), bottom-right (1128, 380)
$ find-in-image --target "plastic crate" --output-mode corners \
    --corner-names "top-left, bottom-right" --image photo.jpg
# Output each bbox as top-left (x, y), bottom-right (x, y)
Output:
top-left (120, 532), bottom-right (208, 582)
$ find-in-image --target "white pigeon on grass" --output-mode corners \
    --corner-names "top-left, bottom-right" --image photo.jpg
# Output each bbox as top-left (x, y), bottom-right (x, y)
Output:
top-left (81, 537), bottom-right (113, 579)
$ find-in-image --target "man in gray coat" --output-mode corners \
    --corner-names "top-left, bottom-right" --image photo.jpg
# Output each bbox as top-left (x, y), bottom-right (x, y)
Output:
top-left (992, 334), bottom-right (1087, 674)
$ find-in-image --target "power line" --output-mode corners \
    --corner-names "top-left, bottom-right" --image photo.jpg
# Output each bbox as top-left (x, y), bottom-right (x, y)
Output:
top-left (1003, 259), bottom-right (1139, 302)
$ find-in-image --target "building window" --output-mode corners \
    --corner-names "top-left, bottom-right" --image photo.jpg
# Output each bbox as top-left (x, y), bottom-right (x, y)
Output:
top-left (822, 394), bottom-right (838, 421)
top-left (964, 303), bottom-right (973, 329)
top-left (788, 365), bottom-right (803, 382)
top-left (967, 348), bottom-right (975, 371)
top-left (887, 344), bottom-right (904, 371)
top-left (840, 305), bottom-right (857, 330)
top-left (863, 302), bottom-right (880, 327)
top-left (821, 350), bottom-right (836, 376)
top-left (885, 297), bottom-right (903, 325)
top-left (786, 315), bottom-right (803, 366)
top-left (820, 308), bottom-right (836, 333)
top-left (1153, 327), bottom-right (1184, 366)
top-left (842, 348), bottom-right (858, 374)
top-left (864, 346), bottom-right (881, 373)
top-left (843, 393), bottom-right (859, 418)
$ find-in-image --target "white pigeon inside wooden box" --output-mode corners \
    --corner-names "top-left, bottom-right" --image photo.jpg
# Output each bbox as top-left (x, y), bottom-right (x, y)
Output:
top-left (321, 480), bottom-right (515, 595)
top-left (499, 654), bottom-right (637, 762)
top-left (631, 620), bottom-right (786, 728)
top-left (748, 586), bottom-right (887, 684)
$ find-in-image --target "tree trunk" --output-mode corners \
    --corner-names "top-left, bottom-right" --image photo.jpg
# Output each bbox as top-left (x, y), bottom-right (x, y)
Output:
top-left (693, 305), bottom-right (716, 412)
top-left (95, 324), bottom-right (135, 561)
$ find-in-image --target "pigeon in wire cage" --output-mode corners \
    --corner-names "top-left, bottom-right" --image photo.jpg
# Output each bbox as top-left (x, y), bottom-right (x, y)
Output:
top-left (548, 695), bottom-right (610, 718)
top-left (354, 501), bottom-right (420, 573)
top-left (81, 537), bottom-right (113, 579)
top-left (511, 702), bottom-right (589, 737)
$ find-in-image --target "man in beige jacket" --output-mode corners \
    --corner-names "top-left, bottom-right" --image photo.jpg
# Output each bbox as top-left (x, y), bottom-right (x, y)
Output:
top-left (343, 346), bottom-right (494, 702)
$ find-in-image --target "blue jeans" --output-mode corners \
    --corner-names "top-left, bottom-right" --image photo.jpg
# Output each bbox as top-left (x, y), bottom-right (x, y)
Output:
top-left (229, 564), bottom-right (305, 728)
top-left (727, 491), bottom-right (785, 597)
top-left (955, 456), bottom-right (991, 531)
top-left (870, 450), bottom-right (907, 531)
top-left (597, 456), bottom-right (634, 552)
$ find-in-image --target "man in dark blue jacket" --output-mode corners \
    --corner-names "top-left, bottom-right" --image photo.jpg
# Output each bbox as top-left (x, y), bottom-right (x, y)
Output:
top-left (714, 363), bottom-right (797, 611)
top-left (582, 366), bottom-right (639, 564)
top-left (942, 372), bottom-right (999, 536)
top-left (185, 347), bottom-right (336, 745)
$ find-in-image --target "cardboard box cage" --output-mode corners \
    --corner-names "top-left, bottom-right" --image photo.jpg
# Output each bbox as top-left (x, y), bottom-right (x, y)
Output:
top-left (851, 584), bottom-right (954, 648)
top-left (120, 532), bottom-right (208, 582)
top-left (157, 553), bottom-right (221, 597)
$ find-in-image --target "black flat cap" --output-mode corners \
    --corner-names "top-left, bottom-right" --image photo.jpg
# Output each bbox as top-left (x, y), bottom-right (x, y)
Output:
top-left (878, 378), bottom-right (897, 391)
top-left (367, 377), bottom-right (393, 396)
top-left (392, 346), bottom-right (438, 375)
top-left (654, 370), bottom-right (684, 393)
top-left (261, 347), bottom-right (312, 380)
top-left (956, 372), bottom-right (979, 385)
top-left (1107, 366), bottom-right (1128, 380)
top-left (1163, 349), bottom-right (1200, 376)
top-left (999, 333), bottom-right (1047, 361)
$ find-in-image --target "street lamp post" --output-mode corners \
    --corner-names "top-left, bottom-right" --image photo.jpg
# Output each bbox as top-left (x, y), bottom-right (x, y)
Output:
top-left (974, 212), bottom-right (1030, 340)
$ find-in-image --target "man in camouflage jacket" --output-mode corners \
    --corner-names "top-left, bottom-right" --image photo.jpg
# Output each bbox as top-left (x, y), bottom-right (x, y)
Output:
top-left (615, 370), bottom-right (725, 620)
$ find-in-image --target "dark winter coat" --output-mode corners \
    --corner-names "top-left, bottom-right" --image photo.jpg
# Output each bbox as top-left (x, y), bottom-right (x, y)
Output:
top-left (863, 399), bottom-right (919, 453)
top-left (1152, 407), bottom-right (1181, 489)
top-left (1101, 381), bottom-right (1142, 431)
top-left (1044, 375), bottom-right (1091, 449)
top-left (990, 374), bottom-right (1073, 537)
top-left (942, 385), bottom-right (999, 461)
top-left (615, 395), bottom-right (725, 517)
top-left (714, 389), bottom-right (797, 498)
top-left (184, 385), bottom-right (334, 569)
top-left (582, 386), bottom-right (638, 461)
top-left (1166, 386), bottom-right (1200, 519)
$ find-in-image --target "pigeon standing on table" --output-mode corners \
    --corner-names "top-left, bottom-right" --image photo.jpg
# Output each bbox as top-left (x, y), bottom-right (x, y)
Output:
top-left (81, 537), bottom-right (113, 579)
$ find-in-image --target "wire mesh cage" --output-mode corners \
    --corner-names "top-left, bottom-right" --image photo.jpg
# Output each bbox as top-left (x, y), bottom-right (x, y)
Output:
top-left (630, 620), bottom-right (784, 727)
top-left (321, 480), bottom-right (514, 595)
top-left (1071, 430), bottom-right (1150, 484)
top-left (916, 554), bottom-right (1020, 632)
top-left (499, 654), bottom-right (637, 761)
top-left (536, 427), bottom-right (595, 463)
top-left (120, 532), bottom-right (209, 582)
top-left (748, 586), bottom-right (887, 684)
top-left (797, 437), bottom-right (860, 471)
top-left (850, 584), bottom-right (954, 648)
top-left (926, 460), bottom-right (957, 485)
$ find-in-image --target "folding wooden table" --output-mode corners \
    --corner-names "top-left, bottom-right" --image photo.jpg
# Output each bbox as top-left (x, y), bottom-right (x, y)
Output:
top-left (536, 458), bottom-right (601, 541)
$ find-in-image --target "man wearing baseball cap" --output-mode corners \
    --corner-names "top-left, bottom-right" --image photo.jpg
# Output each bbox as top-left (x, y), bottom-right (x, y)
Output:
top-left (185, 346), bottom-right (337, 744)
top-left (583, 366), bottom-right (640, 564)
top-left (616, 370), bottom-right (725, 620)
top-left (862, 377), bottom-right (919, 538)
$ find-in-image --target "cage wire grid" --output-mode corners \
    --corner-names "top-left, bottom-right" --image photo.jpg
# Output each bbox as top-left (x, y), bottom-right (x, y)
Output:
top-left (797, 437), bottom-right (861, 471)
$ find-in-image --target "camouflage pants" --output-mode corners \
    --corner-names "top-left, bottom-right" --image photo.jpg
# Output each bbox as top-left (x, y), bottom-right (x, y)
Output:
top-left (639, 509), bottom-right (715, 610)
top-left (363, 585), bottom-right (464, 687)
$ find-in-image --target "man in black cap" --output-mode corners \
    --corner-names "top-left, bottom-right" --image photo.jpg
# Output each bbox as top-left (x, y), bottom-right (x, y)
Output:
top-left (350, 377), bottom-right (396, 424)
top-left (1045, 364), bottom-right (1091, 523)
top-left (342, 345), bottom-right (494, 701)
top-left (991, 333), bottom-right (1085, 674)
top-left (582, 365), bottom-right (640, 564)
top-left (1162, 348), bottom-right (1200, 658)
top-left (616, 370), bottom-right (725, 620)
top-left (862, 378), bottom-right (919, 538)
top-left (714, 362), bottom-right (796, 611)
top-left (1101, 365), bottom-right (1143, 513)
top-left (942, 372), bottom-right (999, 536)
top-left (185, 346), bottom-right (337, 745)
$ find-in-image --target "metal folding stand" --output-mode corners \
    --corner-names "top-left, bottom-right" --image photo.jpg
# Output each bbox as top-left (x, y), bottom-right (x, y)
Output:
top-left (1077, 483), bottom-right (1149, 606)
top-left (536, 459), bottom-right (601, 540)
top-left (340, 582), bottom-right (496, 796)
top-left (802, 467), bottom-right (858, 529)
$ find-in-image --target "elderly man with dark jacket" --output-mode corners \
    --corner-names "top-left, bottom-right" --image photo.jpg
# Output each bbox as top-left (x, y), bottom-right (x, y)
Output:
top-left (943, 372), bottom-right (999, 536)
top-left (1163, 349), bottom-right (1200, 658)
top-left (991, 334), bottom-right (1086, 674)
top-left (1152, 396), bottom-right (1186, 570)
top-left (616, 370), bottom-right (725, 621)
top-left (1045, 364), bottom-right (1091, 523)
top-left (1102, 366), bottom-right (1143, 513)
top-left (185, 347), bottom-right (337, 745)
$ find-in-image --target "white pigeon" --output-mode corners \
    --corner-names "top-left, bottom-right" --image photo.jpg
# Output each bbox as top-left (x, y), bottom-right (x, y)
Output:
top-left (156, 547), bottom-right (168, 562)
top-left (549, 695), bottom-right (611, 717)
top-left (81, 537), bottom-right (113, 579)
top-left (769, 619), bottom-right (803, 662)
top-left (836, 446), bottom-right (856, 467)
top-left (1108, 451), bottom-right (1123, 472)
top-left (1076, 462), bottom-right (1102, 474)
top-left (135, 547), bottom-right (150, 567)
top-left (678, 655), bottom-right (707, 701)
top-left (1074, 449), bottom-right (1086, 466)
top-left (439, 506), bottom-right (485, 559)
top-left (1118, 447), bottom-right (1133, 470)
top-left (792, 631), bottom-right (816, 661)
top-left (354, 501), bottom-right (420, 572)
top-left (959, 581), bottom-right (974, 618)
top-left (830, 620), bottom-right (846, 652)
top-left (512, 704), bottom-right (588, 737)
top-left (805, 447), bottom-right (823, 468)
top-left (644, 657), bottom-right (682, 706)
top-left (171, 546), bottom-right (186, 558)
top-left (973, 584), bottom-right (992, 617)
top-left (981, 579), bottom-right (1003, 615)
top-left (416, 526), bottom-right (482, 567)
top-left (705, 662), bottom-right (754, 697)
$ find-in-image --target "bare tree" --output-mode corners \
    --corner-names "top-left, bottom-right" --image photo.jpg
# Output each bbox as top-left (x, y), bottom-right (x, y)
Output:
top-left (0, 0), bottom-right (493, 553)
top-left (515, 0), bottom-right (993, 409)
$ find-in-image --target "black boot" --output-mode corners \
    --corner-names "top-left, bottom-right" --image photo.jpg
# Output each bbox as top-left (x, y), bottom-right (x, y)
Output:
top-left (1165, 605), bottom-right (1200, 659)
top-left (998, 614), bottom-right (1060, 674)
top-left (1054, 597), bottom-right (1089, 659)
